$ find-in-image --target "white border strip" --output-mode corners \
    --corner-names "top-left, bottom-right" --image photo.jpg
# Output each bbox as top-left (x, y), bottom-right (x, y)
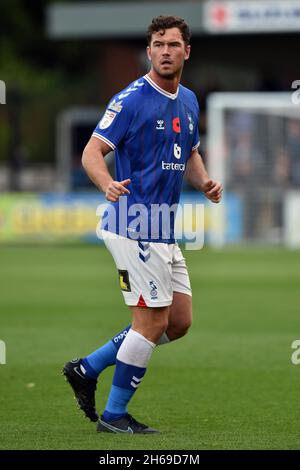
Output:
top-left (144, 74), bottom-right (178, 100)
top-left (92, 132), bottom-right (116, 150)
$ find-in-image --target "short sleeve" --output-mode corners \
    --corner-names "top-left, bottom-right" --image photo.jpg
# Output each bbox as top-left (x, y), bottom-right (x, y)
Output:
top-left (191, 98), bottom-right (200, 151)
top-left (92, 96), bottom-right (133, 150)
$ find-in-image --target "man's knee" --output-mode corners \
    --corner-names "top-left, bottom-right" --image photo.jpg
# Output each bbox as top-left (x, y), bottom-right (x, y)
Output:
top-left (131, 305), bottom-right (169, 343)
top-left (172, 316), bottom-right (192, 338)
top-left (181, 316), bottom-right (192, 334)
top-left (167, 305), bottom-right (192, 340)
top-left (149, 313), bottom-right (169, 337)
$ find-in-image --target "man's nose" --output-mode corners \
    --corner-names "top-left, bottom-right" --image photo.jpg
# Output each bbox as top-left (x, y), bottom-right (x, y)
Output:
top-left (162, 44), bottom-right (170, 54)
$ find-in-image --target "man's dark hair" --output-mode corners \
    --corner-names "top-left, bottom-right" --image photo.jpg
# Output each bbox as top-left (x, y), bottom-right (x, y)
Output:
top-left (147, 16), bottom-right (191, 45)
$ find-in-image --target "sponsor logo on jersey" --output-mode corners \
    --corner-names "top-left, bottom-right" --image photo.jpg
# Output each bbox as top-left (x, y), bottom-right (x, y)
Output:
top-left (162, 161), bottom-right (185, 171)
top-left (172, 117), bottom-right (181, 133)
top-left (156, 119), bottom-right (165, 130)
top-left (108, 99), bottom-right (123, 113)
top-left (174, 143), bottom-right (181, 159)
top-left (118, 269), bottom-right (131, 292)
top-left (99, 110), bottom-right (117, 129)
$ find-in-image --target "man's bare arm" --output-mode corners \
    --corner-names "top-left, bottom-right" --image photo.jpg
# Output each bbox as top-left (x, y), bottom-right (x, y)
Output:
top-left (185, 148), bottom-right (223, 203)
top-left (82, 136), bottom-right (130, 202)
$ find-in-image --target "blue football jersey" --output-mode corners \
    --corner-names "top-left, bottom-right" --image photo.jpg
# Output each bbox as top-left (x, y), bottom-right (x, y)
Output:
top-left (93, 74), bottom-right (200, 243)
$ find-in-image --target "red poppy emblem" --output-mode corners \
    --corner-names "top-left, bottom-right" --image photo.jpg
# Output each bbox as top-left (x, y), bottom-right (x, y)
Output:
top-left (172, 117), bottom-right (181, 133)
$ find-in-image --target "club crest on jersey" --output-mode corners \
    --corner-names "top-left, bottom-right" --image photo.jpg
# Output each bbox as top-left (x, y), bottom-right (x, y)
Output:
top-left (149, 281), bottom-right (158, 300)
top-left (187, 113), bottom-right (194, 134)
top-left (99, 110), bottom-right (117, 129)
top-left (156, 119), bottom-right (165, 130)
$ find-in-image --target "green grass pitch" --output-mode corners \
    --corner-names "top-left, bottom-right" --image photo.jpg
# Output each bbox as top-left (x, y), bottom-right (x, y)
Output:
top-left (0, 245), bottom-right (299, 450)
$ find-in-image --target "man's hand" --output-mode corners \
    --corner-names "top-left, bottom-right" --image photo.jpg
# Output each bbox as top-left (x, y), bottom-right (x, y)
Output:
top-left (185, 150), bottom-right (223, 203)
top-left (105, 178), bottom-right (131, 202)
top-left (202, 179), bottom-right (223, 203)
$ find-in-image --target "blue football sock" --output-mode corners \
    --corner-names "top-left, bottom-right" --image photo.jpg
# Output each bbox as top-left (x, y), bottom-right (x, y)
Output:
top-left (103, 330), bottom-right (155, 421)
top-left (82, 325), bottom-right (131, 378)
top-left (103, 360), bottom-right (146, 420)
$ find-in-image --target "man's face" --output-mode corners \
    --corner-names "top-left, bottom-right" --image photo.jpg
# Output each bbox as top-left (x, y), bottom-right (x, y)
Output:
top-left (147, 27), bottom-right (190, 79)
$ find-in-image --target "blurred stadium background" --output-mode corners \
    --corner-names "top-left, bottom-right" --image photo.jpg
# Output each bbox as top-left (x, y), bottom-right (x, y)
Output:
top-left (0, 0), bottom-right (300, 450)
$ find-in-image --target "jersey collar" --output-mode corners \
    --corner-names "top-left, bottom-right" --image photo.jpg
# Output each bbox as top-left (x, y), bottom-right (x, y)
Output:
top-left (144, 74), bottom-right (179, 100)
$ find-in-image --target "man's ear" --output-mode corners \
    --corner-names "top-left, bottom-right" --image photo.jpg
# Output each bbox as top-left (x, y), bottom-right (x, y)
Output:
top-left (146, 46), bottom-right (151, 61)
top-left (185, 45), bottom-right (191, 61)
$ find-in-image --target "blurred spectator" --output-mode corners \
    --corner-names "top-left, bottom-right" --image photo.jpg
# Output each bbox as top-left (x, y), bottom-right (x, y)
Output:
top-left (287, 120), bottom-right (300, 187)
top-left (274, 148), bottom-right (289, 187)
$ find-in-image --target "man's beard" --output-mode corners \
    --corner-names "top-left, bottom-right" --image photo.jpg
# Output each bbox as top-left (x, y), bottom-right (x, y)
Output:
top-left (154, 64), bottom-right (181, 80)
top-left (159, 72), bottom-right (176, 80)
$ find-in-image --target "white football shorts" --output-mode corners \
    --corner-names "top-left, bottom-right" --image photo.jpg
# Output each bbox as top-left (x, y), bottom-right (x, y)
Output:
top-left (101, 229), bottom-right (192, 308)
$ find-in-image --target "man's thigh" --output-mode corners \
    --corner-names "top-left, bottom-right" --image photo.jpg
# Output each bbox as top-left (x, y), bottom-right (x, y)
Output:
top-left (171, 243), bottom-right (192, 297)
top-left (167, 292), bottom-right (192, 339)
top-left (168, 244), bottom-right (193, 338)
